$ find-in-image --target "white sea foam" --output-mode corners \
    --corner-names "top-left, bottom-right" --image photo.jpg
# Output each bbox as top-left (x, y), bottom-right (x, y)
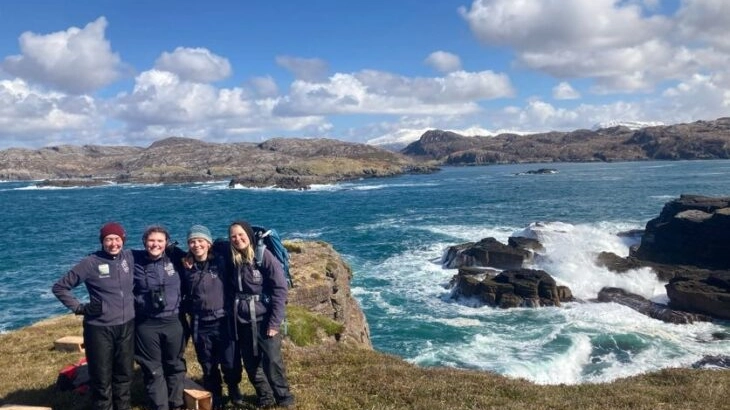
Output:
top-left (418, 224), bottom-right (520, 243)
top-left (307, 183), bottom-right (342, 191)
top-left (287, 230), bottom-right (324, 239)
top-left (186, 181), bottom-right (231, 190)
top-left (312, 181), bottom-right (441, 192)
top-left (359, 219), bottom-right (730, 384)
top-left (228, 184), bottom-right (283, 191)
top-left (650, 195), bottom-right (676, 201)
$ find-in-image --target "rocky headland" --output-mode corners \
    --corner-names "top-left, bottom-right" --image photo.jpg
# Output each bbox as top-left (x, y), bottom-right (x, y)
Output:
top-left (285, 240), bottom-right (371, 347)
top-left (402, 117), bottom-right (730, 165)
top-left (0, 136), bottom-right (437, 189)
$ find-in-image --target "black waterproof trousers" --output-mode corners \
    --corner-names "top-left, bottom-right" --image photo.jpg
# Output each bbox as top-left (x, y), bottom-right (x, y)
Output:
top-left (192, 316), bottom-right (242, 401)
top-left (135, 316), bottom-right (186, 410)
top-left (237, 322), bottom-right (294, 407)
top-left (83, 319), bottom-right (135, 410)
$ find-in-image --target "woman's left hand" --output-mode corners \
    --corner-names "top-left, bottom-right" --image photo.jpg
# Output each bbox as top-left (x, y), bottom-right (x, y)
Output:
top-left (267, 328), bottom-right (279, 337)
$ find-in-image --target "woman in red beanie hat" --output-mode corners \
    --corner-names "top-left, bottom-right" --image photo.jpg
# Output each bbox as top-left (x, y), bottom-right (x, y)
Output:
top-left (52, 221), bottom-right (136, 410)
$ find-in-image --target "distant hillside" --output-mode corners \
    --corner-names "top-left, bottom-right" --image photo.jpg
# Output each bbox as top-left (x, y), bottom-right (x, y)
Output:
top-left (0, 137), bottom-right (437, 189)
top-left (4, 117), bottom-right (729, 189)
top-left (402, 117), bottom-right (730, 165)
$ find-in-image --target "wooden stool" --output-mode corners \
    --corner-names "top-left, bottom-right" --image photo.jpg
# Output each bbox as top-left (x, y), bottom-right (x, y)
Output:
top-left (53, 336), bottom-right (85, 353)
top-left (183, 378), bottom-right (212, 410)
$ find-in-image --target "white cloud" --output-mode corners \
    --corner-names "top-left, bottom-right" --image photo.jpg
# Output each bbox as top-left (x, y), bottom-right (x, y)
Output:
top-left (109, 69), bottom-right (328, 145)
top-left (113, 70), bottom-right (233, 125)
top-left (425, 51), bottom-right (462, 73)
top-left (458, 0), bottom-right (721, 93)
top-left (154, 47), bottom-right (232, 83)
top-left (1, 17), bottom-right (123, 94)
top-left (274, 69), bottom-right (513, 116)
top-left (249, 75), bottom-right (279, 97)
top-left (0, 78), bottom-right (101, 146)
top-left (553, 82), bottom-right (580, 100)
top-left (676, 0), bottom-right (730, 52)
top-left (275, 56), bottom-right (329, 82)
top-left (660, 73), bottom-right (730, 120)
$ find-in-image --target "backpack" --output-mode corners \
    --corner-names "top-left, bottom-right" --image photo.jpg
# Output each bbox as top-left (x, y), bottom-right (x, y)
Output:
top-left (252, 225), bottom-right (293, 288)
top-left (56, 357), bottom-right (90, 394)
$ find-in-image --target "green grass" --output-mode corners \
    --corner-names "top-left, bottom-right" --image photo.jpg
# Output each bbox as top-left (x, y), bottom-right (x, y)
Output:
top-left (286, 305), bottom-right (345, 347)
top-left (1, 315), bottom-right (728, 410)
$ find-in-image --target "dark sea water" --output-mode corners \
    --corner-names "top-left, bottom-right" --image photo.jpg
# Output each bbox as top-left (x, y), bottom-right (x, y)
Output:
top-left (2, 160), bottom-right (729, 384)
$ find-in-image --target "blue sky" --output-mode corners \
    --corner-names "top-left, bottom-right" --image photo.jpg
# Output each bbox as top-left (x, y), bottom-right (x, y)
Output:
top-left (0, 0), bottom-right (728, 149)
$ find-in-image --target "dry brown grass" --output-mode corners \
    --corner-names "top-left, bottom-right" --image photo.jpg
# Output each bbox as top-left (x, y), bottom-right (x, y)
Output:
top-left (1, 315), bottom-right (728, 410)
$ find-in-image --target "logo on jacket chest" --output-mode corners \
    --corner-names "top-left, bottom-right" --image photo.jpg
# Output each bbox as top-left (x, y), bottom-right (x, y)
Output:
top-left (252, 269), bottom-right (263, 284)
top-left (164, 262), bottom-right (176, 276)
top-left (98, 264), bottom-right (110, 278)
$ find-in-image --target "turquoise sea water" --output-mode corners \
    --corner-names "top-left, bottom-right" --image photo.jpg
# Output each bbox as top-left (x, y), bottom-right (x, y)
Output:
top-left (2, 160), bottom-right (729, 384)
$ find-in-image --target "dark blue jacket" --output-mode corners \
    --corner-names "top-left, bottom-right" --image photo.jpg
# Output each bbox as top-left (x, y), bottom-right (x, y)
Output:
top-left (180, 252), bottom-right (230, 321)
top-left (52, 249), bottom-right (135, 326)
top-left (218, 242), bottom-right (288, 331)
top-left (132, 249), bottom-right (183, 319)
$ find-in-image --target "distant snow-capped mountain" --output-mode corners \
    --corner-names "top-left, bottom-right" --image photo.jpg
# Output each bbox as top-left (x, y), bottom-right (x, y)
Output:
top-left (593, 120), bottom-right (664, 130)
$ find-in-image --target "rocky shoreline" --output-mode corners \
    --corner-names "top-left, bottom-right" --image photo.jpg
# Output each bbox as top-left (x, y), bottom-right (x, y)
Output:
top-left (444, 194), bottom-right (730, 329)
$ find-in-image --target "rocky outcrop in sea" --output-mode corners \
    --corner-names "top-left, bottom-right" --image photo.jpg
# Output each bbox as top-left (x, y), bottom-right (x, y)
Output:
top-left (444, 236), bottom-right (573, 308)
top-left (594, 195), bottom-right (730, 321)
top-left (444, 195), bottom-right (730, 323)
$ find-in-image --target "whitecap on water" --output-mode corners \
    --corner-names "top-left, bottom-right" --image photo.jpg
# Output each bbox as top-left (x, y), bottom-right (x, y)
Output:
top-left (360, 219), bottom-right (730, 384)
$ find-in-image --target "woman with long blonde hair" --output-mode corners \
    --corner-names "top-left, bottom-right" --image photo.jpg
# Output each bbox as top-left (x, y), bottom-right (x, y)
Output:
top-left (226, 220), bottom-right (294, 409)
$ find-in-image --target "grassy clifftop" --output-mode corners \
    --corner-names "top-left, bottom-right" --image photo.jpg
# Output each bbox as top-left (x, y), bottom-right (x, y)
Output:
top-left (1, 314), bottom-right (729, 410)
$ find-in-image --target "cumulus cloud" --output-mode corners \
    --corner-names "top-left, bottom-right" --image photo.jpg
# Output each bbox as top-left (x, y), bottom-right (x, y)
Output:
top-left (676, 0), bottom-right (730, 52)
top-left (275, 56), bottom-right (329, 82)
top-left (553, 82), bottom-right (580, 100)
top-left (154, 47), bottom-right (232, 83)
top-left (109, 69), bottom-right (327, 145)
top-left (275, 69), bottom-right (513, 116)
top-left (458, 0), bottom-right (720, 93)
top-left (0, 78), bottom-right (102, 146)
top-left (249, 76), bottom-right (279, 98)
top-left (660, 73), bottom-right (730, 120)
top-left (1, 17), bottom-right (123, 94)
top-left (425, 51), bottom-right (462, 73)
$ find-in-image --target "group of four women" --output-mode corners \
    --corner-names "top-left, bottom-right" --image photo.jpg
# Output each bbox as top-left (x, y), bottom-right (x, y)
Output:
top-left (52, 220), bottom-right (295, 410)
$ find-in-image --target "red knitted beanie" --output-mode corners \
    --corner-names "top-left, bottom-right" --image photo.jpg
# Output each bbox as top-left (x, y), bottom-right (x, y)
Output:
top-left (99, 222), bottom-right (126, 243)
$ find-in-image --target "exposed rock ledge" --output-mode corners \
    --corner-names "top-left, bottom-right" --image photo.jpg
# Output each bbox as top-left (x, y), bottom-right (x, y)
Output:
top-left (598, 194), bottom-right (730, 321)
top-left (286, 240), bottom-right (371, 347)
